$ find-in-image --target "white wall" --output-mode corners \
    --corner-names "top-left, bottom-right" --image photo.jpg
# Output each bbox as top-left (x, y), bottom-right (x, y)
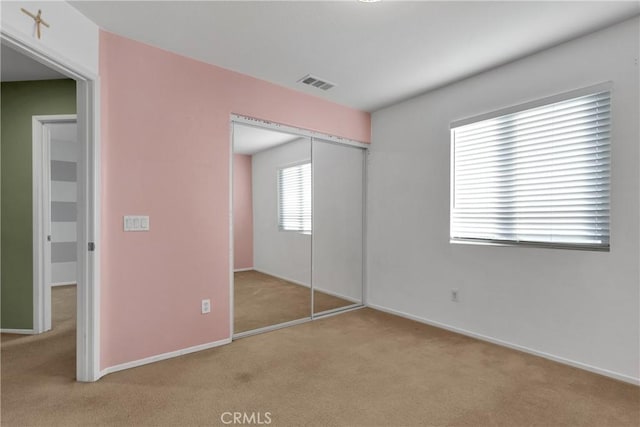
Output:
top-left (253, 138), bottom-right (311, 285)
top-left (1, 1), bottom-right (99, 76)
top-left (367, 17), bottom-right (639, 383)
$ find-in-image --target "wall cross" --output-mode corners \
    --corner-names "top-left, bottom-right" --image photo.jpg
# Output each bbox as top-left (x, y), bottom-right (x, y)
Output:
top-left (21, 8), bottom-right (50, 40)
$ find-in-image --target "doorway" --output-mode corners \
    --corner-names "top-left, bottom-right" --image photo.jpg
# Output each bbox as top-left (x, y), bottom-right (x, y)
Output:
top-left (33, 115), bottom-right (78, 332)
top-left (0, 32), bottom-right (99, 382)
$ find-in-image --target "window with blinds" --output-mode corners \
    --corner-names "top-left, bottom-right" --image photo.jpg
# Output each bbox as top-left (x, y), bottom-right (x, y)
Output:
top-left (450, 88), bottom-right (611, 250)
top-left (278, 162), bottom-right (312, 233)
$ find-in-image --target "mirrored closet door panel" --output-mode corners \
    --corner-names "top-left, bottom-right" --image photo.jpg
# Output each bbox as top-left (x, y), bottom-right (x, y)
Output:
top-left (312, 139), bottom-right (365, 315)
top-left (233, 123), bottom-right (312, 334)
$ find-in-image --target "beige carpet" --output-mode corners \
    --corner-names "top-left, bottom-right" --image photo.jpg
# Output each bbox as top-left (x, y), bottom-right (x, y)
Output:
top-left (2, 286), bottom-right (639, 426)
top-left (1, 285), bottom-right (77, 380)
top-left (234, 270), bottom-right (354, 333)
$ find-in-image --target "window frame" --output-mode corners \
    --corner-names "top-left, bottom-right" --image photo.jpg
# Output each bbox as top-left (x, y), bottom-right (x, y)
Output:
top-left (449, 82), bottom-right (612, 252)
top-left (277, 160), bottom-right (312, 234)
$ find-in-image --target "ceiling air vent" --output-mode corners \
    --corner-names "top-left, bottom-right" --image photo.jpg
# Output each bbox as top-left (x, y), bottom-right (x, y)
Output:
top-left (298, 74), bottom-right (336, 91)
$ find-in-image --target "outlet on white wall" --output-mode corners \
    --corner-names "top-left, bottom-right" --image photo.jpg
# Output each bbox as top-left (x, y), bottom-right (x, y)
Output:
top-left (451, 290), bottom-right (459, 302)
top-left (201, 299), bottom-right (211, 314)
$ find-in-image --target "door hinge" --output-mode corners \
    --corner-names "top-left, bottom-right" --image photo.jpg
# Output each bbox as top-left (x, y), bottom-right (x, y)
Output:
top-left (47, 235), bottom-right (51, 242)
top-left (88, 242), bottom-right (95, 252)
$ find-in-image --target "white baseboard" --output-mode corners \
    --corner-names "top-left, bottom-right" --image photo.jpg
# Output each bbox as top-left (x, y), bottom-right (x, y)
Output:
top-left (367, 303), bottom-right (640, 386)
top-left (100, 337), bottom-right (232, 378)
top-left (253, 268), bottom-right (310, 288)
top-left (252, 268), bottom-right (362, 303)
top-left (1, 328), bottom-right (35, 334)
top-left (313, 287), bottom-right (361, 304)
top-left (50, 281), bottom-right (76, 287)
top-left (233, 267), bottom-right (254, 272)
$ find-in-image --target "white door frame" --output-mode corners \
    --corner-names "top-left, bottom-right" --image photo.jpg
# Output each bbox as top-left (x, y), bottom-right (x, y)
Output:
top-left (1, 29), bottom-right (101, 382)
top-left (32, 115), bottom-right (77, 333)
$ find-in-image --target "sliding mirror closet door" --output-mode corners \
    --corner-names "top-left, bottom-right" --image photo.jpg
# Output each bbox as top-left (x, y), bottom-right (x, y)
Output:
top-left (312, 140), bottom-right (365, 315)
top-left (233, 123), bottom-right (312, 334)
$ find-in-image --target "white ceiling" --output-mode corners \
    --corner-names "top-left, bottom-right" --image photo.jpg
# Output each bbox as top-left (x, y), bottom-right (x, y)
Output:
top-left (233, 123), bottom-right (301, 155)
top-left (70, 1), bottom-right (639, 112)
top-left (1, 44), bottom-right (67, 82)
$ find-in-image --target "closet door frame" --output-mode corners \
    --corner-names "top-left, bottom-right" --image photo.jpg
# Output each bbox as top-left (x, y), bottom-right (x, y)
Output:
top-left (229, 114), bottom-right (368, 339)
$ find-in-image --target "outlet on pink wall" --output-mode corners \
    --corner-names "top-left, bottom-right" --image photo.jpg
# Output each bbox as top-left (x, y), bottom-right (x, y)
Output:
top-left (99, 30), bottom-right (370, 370)
top-left (233, 154), bottom-right (253, 270)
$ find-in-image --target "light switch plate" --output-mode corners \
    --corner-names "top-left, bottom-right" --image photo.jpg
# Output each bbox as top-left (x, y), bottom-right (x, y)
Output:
top-left (124, 215), bottom-right (150, 231)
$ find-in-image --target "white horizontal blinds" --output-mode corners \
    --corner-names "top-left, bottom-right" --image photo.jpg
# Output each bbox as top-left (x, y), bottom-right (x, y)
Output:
top-left (278, 162), bottom-right (312, 232)
top-left (452, 90), bottom-right (610, 249)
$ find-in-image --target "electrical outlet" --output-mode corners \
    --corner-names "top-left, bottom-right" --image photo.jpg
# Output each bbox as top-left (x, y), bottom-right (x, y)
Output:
top-left (451, 290), bottom-right (459, 302)
top-left (201, 299), bottom-right (211, 314)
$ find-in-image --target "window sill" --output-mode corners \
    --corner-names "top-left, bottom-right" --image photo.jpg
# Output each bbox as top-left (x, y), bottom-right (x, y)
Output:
top-left (449, 238), bottom-right (610, 252)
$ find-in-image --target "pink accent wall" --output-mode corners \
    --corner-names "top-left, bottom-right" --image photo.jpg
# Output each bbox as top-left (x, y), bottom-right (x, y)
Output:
top-left (99, 30), bottom-right (370, 369)
top-left (233, 154), bottom-right (253, 270)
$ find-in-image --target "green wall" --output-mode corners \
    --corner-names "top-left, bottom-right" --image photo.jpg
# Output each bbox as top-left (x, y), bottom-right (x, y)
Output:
top-left (1, 79), bottom-right (76, 330)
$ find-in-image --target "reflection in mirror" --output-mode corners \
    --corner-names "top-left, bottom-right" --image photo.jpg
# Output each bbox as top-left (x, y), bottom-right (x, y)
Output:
top-left (232, 123), bottom-right (312, 334)
top-left (312, 140), bottom-right (364, 315)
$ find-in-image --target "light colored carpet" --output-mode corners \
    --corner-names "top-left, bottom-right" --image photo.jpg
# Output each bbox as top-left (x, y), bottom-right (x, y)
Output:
top-left (2, 286), bottom-right (638, 426)
top-left (1, 285), bottom-right (77, 380)
top-left (234, 270), bottom-right (354, 333)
